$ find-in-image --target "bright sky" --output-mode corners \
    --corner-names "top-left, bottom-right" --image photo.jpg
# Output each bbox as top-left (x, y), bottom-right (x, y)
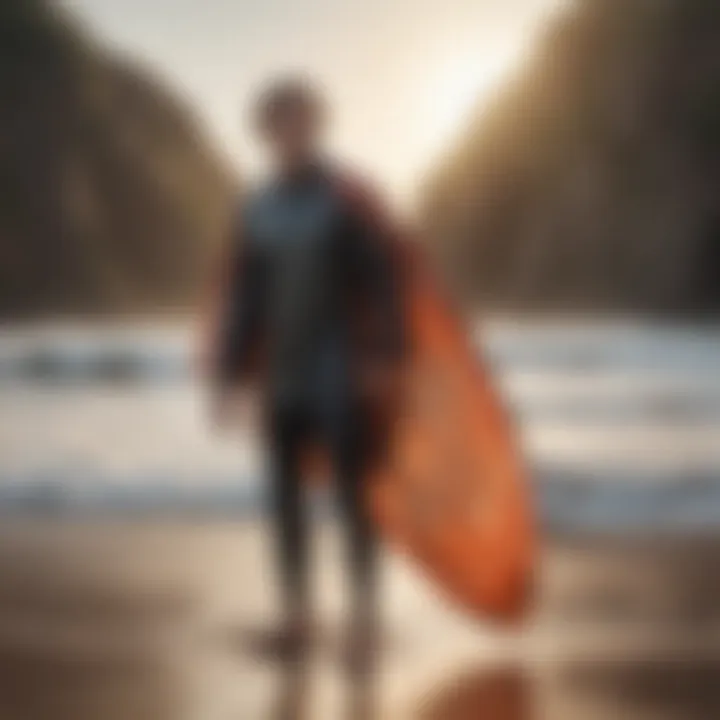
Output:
top-left (63, 0), bottom-right (561, 203)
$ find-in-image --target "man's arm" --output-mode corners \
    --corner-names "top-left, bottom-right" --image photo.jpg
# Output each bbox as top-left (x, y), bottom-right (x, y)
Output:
top-left (340, 178), bottom-right (407, 362)
top-left (215, 211), bottom-right (267, 385)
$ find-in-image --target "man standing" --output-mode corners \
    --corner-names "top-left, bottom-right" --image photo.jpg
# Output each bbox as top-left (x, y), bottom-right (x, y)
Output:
top-left (210, 76), bottom-right (406, 667)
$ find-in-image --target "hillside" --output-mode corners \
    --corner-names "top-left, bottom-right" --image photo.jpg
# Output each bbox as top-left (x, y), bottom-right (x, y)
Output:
top-left (423, 0), bottom-right (720, 314)
top-left (0, 0), bottom-right (233, 317)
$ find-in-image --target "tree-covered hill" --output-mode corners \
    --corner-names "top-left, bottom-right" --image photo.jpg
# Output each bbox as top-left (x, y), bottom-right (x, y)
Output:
top-left (424, 0), bottom-right (720, 315)
top-left (0, 0), bottom-right (233, 317)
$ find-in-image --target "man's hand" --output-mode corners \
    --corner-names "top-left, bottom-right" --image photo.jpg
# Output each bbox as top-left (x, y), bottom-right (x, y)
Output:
top-left (210, 387), bottom-right (234, 431)
top-left (210, 386), bottom-right (260, 433)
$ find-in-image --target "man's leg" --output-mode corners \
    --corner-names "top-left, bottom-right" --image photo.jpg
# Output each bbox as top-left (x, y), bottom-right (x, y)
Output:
top-left (328, 400), bottom-right (378, 667)
top-left (267, 401), bottom-right (311, 637)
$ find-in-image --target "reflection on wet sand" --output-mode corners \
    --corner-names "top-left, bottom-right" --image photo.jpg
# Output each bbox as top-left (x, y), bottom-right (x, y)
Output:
top-left (416, 667), bottom-right (531, 720)
top-left (0, 522), bottom-right (719, 719)
top-left (0, 645), bottom-right (184, 720)
top-left (0, 523), bottom-right (202, 720)
top-left (265, 653), bottom-right (377, 720)
top-left (0, 585), bottom-right (196, 720)
top-left (272, 659), bottom-right (312, 720)
top-left (417, 659), bottom-right (720, 720)
top-left (559, 658), bottom-right (720, 720)
top-left (0, 578), bottom-right (194, 720)
top-left (239, 626), bottom-right (380, 720)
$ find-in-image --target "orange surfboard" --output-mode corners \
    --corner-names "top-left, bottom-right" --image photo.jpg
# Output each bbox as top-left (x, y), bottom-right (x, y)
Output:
top-left (364, 248), bottom-right (535, 622)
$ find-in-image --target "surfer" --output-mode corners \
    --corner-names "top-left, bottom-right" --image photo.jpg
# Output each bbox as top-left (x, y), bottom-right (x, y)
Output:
top-left (210, 76), bottom-right (406, 667)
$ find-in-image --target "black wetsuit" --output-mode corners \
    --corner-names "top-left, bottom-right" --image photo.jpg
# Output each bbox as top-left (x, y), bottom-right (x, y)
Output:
top-left (218, 162), bottom-right (404, 612)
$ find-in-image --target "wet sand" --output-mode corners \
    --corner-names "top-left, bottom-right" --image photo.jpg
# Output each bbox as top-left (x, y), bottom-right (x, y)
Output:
top-left (0, 521), bottom-right (719, 719)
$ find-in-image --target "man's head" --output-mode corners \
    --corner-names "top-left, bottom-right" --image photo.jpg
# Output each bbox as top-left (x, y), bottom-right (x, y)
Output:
top-left (253, 75), bottom-right (327, 172)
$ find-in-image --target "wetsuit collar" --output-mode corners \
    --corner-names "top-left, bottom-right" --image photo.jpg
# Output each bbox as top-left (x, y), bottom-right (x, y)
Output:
top-left (276, 157), bottom-right (328, 189)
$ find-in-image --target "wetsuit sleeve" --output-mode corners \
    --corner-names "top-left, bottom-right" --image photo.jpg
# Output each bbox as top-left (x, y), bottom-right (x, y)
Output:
top-left (216, 210), bottom-right (267, 384)
top-left (343, 191), bottom-right (407, 361)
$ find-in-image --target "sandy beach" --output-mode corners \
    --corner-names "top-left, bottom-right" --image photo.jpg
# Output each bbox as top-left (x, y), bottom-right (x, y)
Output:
top-left (0, 520), bottom-right (719, 719)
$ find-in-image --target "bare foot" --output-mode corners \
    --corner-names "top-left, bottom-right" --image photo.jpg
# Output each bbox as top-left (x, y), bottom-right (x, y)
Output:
top-left (239, 616), bottom-right (315, 664)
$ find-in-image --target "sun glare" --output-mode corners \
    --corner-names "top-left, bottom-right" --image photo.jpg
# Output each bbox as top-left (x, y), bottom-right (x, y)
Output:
top-left (425, 40), bottom-right (529, 160)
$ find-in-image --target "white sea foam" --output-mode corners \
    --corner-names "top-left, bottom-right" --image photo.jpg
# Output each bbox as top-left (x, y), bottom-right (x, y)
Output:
top-left (1, 320), bottom-right (719, 526)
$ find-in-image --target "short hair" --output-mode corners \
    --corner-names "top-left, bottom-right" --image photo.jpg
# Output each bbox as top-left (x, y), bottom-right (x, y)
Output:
top-left (253, 75), bottom-right (327, 134)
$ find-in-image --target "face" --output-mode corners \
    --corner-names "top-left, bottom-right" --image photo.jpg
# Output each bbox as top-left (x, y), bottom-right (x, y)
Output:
top-left (261, 104), bottom-right (322, 172)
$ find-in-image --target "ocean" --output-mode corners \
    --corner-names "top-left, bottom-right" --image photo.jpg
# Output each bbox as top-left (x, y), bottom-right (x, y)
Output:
top-left (1, 319), bottom-right (719, 530)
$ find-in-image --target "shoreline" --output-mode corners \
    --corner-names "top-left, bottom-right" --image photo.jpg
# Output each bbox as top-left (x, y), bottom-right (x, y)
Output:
top-left (0, 471), bottom-right (719, 532)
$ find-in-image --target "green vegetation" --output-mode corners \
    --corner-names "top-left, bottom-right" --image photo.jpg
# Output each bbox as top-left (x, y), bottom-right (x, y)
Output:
top-left (424, 0), bottom-right (720, 314)
top-left (0, 0), bottom-right (232, 317)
